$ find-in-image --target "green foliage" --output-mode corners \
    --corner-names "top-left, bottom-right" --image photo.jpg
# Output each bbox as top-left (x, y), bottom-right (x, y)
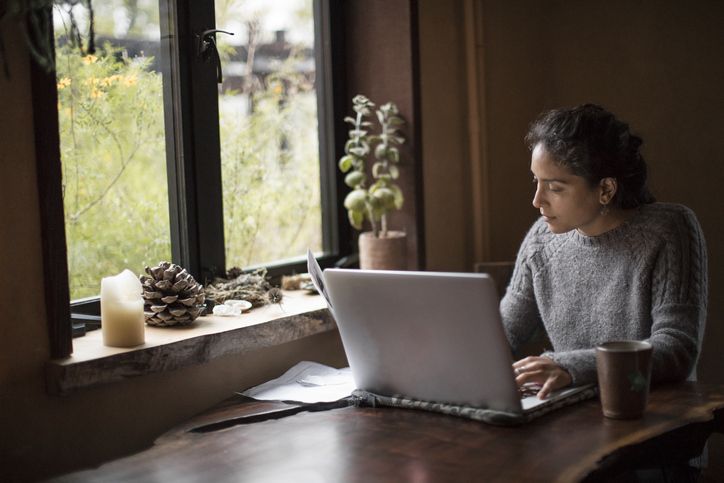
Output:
top-left (57, 42), bottom-right (171, 299)
top-left (220, 63), bottom-right (322, 269)
top-left (340, 95), bottom-right (405, 237)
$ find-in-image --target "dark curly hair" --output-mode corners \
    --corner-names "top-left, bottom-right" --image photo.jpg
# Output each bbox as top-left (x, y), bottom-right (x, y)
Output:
top-left (525, 104), bottom-right (655, 209)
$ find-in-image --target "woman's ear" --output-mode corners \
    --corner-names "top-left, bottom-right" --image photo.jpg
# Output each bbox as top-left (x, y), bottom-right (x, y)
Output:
top-left (599, 177), bottom-right (618, 205)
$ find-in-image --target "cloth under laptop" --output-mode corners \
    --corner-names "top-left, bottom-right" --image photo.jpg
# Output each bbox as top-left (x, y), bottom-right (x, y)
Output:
top-left (351, 386), bottom-right (598, 426)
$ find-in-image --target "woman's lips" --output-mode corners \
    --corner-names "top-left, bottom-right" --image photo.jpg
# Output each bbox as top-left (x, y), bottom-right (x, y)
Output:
top-left (541, 214), bottom-right (555, 222)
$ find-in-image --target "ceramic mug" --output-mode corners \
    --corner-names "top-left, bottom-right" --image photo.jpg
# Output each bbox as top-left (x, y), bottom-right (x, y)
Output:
top-left (595, 340), bottom-right (653, 419)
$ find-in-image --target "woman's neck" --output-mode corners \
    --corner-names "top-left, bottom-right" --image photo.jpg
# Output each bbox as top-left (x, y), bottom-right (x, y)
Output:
top-left (576, 207), bottom-right (635, 237)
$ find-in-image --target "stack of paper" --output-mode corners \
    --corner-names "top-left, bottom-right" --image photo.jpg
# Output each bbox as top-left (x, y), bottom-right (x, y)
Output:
top-left (241, 361), bottom-right (355, 403)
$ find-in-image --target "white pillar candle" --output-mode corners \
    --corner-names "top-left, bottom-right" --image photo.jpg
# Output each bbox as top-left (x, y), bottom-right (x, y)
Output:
top-left (101, 269), bottom-right (145, 347)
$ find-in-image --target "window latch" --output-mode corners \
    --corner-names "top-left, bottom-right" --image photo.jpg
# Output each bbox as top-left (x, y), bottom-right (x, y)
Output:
top-left (197, 29), bottom-right (235, 84)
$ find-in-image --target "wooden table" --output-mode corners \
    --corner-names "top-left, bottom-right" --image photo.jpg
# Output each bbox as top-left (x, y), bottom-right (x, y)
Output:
top-left (55, 383), bottom-right (724, 482)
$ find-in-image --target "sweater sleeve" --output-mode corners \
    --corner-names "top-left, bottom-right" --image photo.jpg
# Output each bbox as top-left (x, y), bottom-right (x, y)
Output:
top-left (647, 207), bottom-right (708, 383)
top-left (543, 349), bottom-right (596, 385)
top-left (500, 220), bottom-right (545, 356)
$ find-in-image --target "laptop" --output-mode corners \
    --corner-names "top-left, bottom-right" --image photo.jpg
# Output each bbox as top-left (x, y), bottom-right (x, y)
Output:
top-left (308, 252), bottom-right (593, 416)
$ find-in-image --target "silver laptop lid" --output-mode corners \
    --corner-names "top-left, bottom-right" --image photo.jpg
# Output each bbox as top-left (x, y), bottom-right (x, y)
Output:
top-left (324, 268), bottom-right (522, 413)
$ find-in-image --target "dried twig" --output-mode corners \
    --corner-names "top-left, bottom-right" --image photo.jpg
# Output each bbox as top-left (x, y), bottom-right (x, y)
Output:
top-left (205, 268), bottom-right (283, 307)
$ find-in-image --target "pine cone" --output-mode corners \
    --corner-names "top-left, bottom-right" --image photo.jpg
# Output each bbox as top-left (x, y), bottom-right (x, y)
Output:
top-left (140, 262), bottom-right (205, 327)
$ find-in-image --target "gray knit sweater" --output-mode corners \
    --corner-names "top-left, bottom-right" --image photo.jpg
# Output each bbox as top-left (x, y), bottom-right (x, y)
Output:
top-left (500, 202), bottom-right (708, 385)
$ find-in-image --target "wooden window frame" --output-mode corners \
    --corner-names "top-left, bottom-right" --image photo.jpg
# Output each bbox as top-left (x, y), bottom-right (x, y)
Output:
top-left (33, 0), bottom-right (349, 358)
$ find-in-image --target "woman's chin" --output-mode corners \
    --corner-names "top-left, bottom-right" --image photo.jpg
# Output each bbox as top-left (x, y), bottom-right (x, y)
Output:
top-left (544, 219), bottom-right (572, 234)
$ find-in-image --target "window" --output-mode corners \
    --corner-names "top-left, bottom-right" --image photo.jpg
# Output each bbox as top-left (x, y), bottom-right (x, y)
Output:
top-left (55, 1), bottom-right (172, 301)
top-left (42, 0), bottom-right (348, 351)
top-left (216, 3), bottom-right (324, 269)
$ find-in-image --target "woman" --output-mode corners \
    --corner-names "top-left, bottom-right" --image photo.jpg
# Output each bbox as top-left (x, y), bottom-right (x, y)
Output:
top-left (501, 104), bottom-right (708, 399)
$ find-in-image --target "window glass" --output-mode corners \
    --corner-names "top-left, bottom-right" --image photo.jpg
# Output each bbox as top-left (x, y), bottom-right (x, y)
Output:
top-left (216, 0), bottom-right (323, 268)
top-left (54, 1), bottom-right (171, 299)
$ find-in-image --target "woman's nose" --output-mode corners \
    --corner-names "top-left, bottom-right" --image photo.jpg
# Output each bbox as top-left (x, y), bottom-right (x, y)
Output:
top-left (532, 185), bottom-right (543, 209)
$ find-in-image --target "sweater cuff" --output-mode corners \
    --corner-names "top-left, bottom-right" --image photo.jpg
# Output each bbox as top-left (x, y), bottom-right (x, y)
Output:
top-left (542, 349), bottom-right (598, 386)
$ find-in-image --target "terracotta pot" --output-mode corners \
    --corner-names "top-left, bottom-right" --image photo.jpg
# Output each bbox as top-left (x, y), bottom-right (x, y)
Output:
top-left (358, 231), bottom-right (407, 270)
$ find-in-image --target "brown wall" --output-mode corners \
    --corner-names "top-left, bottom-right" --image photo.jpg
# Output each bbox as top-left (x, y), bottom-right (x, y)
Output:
top-left (418, 0), bottom-right (472, 271)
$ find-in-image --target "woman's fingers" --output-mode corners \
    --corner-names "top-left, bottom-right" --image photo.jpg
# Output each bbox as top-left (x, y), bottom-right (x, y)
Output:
top-left (518, 370), bottom-right (566, 398)
top-left (515, 369), bottom-right (546, 385)
top-left (512, 356), bottom-right (540, 371)
top-left (512, 356), bottom-right (572, 399)
top-left (513, 357), bottom-right (554, 376)
top-left (537, 377), bottom-right (558, 399)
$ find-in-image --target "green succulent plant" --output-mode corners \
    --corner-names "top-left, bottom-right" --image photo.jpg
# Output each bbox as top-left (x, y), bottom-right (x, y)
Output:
top-left (338, 94), bottom-right (405, 238)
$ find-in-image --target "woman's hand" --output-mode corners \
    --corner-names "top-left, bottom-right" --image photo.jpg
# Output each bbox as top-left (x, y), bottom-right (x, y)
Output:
top-left (513, 356), bottom-right (572, 399)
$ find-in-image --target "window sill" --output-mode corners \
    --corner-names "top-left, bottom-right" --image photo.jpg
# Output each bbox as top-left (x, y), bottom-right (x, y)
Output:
top-left (46, 291), bottom-right (333, 396)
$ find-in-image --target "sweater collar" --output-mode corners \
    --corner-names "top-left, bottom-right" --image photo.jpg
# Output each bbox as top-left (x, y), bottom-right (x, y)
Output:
top-left (567, 206), bottom-right (645, 247)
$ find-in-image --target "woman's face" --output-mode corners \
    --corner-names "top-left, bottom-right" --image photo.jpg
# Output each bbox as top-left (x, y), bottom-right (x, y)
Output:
top-left (530, 144), bottom-right (606, 236)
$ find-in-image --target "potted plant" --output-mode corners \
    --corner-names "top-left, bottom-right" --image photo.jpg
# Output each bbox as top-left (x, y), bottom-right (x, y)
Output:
top-left (338, 94), bottom-right (406, 270)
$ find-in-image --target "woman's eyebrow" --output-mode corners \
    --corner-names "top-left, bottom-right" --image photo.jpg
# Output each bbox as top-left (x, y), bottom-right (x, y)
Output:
top-left (531, 175), bottom-right (569, 183)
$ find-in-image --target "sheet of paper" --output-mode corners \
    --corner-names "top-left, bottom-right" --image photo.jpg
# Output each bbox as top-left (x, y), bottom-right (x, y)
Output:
top-left (240, 361), bottom-right (355, 403)
top-left (307, 249), bottom-right (332, 309)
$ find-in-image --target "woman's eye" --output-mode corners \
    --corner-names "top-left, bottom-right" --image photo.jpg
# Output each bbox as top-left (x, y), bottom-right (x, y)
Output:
top-left (547, 183), bottom-right (562, 192)
top-left (532, 177), bottom-right (562, 192)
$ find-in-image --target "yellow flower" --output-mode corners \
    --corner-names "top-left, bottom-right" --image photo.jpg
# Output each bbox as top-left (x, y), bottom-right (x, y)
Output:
top-left (100, 75), bottom-right (122, 87)
top-left (122, 75), bottom-right (138, 87)
top-left (90, 88), bottom-right (105, 99)
top-left (81, 54), bottom-right (98, 65)
top-left (56, 77), bottom-right (72, 90)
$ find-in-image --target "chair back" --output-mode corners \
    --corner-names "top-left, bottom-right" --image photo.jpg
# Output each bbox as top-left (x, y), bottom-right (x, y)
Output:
top-left (473, 261), bottom-right (514, 300)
